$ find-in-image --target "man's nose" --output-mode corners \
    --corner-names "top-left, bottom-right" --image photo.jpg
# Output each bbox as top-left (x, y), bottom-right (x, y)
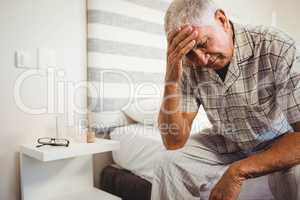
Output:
top-left (194, 49), bottom-right (209, 66)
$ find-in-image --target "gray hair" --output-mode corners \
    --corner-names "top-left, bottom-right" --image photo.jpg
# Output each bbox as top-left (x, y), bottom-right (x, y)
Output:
top-left (164, 0), bottom-right (219, 34)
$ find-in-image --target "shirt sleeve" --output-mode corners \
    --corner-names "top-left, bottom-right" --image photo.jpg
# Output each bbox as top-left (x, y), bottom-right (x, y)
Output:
top-left (275, 43), bottom-right (300, 125)
top-left (179, 67), bottom-right (199, 112)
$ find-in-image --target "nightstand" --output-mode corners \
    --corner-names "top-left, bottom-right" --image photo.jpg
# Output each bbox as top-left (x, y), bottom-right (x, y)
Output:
top-left (20, 138), bottom-right (121, 200)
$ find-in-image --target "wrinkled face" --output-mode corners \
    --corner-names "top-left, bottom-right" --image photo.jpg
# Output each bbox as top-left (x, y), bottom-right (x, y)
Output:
top-left (185, 21), bottom-right (234, 70)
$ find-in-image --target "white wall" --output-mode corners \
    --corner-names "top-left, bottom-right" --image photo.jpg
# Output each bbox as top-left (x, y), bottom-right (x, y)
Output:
top-left (0, 1), bottom-right (86, 200)
top-left (215, 0), bottom-right (275, 26)
top-left (274, 0), bottom-right (300, 41)
top-left (0, 0), bottom-right (299, 199)
top-left (216, 0), bottom-right (300, 41)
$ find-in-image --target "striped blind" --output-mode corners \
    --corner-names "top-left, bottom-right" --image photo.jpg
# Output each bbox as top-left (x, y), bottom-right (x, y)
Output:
top-left (87, 0), bottom-right (170, 130)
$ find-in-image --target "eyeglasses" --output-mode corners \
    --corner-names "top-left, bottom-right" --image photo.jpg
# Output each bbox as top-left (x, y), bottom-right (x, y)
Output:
top-left (36, 137), bottom-right (70, 148)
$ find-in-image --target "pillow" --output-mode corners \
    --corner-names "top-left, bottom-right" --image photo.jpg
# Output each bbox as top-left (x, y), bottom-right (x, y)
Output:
top-left (122, 98), bottom-right (212, 133)
top-left (122, 98), bottom-right (161, 125)
top-left (190, 107), bottom-right (212, 134)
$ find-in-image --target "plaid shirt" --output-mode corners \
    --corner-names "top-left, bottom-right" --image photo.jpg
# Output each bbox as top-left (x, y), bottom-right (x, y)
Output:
top-left (180, 22), bottom-right (300, 154)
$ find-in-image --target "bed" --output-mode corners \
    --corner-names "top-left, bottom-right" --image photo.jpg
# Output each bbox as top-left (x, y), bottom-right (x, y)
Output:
top-left (99, 122), bottom-right (275, 200)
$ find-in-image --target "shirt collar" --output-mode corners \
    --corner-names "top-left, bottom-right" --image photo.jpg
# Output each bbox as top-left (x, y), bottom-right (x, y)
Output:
top-left (224, 22), bottom-right (254, 91)
top-left (222, 22), bottom-right (254, 91)
top-left (232, 22), bottom-right (254, 63)
top-left (201, 22), bottom-right (254, 90)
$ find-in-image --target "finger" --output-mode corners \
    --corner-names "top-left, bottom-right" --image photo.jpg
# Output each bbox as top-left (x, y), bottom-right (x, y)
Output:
top-left (169, 34), bottom-right (196, 60)
top-left (173, 30), bottom-right (198, 55)
top-left (167, 48), bottom-right (177, 63)
top-left (167, 42), bottom-right (183, 63)
top-left (209, 193), bottom-right (219, 200)
top-left (167, 26), bottom-right (185, 47)
top-left (167, 24), bottom-right (191, 44)
top-left (174, 39), bottom-right (196, 60)
top-left (170, 26), bottom-right (193, 51)
top-left (167, 25), bottom-right (194, 54)
top-left (167, 27), bottom-right (181, 44)
top-left (168, 37), bottom-right (195, 67)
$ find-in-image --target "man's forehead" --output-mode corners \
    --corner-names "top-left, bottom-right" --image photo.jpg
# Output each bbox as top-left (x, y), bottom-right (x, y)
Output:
top-left (178, 24), bottom-right (210, 33)
top-left (178, 23), bottom-right (207, 29)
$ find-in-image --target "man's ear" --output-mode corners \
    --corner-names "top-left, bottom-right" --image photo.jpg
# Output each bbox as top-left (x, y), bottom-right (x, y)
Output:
top-left (215, 9), bottom-right (230, 31)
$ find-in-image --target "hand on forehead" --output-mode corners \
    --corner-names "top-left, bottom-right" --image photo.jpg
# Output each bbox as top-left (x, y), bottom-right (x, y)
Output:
top-left (168, 24), bottom-right (197, 41)
top-left (176, 24), bottom-right (197, 32)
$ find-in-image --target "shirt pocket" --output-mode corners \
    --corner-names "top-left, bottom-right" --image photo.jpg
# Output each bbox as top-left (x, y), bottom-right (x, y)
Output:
top-left (245, 85), bottom-right (275, 106)
top-left (245, 94), bottom-right (275, 134)
top-left (225, 88), bottom-right (275, 141)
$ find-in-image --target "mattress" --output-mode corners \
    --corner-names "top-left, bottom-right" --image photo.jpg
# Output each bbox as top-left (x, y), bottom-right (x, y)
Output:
top-left (111, 124), bottom-right (165, 182)
top-left (110, 123), bottom-right (274, 200)
top-left (110, 107), bottom-right (212, 181)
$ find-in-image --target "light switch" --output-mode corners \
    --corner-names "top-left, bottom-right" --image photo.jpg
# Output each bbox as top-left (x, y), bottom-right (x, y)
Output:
top-left (15, 51), bottom-right (34, 69)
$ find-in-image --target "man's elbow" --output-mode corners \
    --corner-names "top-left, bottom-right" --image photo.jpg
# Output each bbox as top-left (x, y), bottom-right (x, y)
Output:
top-left (161, 133), bottom-right (187, 150)
top-left (164, 142), bottom-right (185, 150)
top-left (158, 118), bottom-right (189, 150)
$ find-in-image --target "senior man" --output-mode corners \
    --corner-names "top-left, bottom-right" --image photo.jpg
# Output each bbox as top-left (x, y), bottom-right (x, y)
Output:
top-left (153, 0), bottom-right (300, 200)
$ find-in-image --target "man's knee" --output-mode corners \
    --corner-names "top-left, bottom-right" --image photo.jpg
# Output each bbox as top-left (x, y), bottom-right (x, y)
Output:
top-left (268, 164), bottom-right (300, 200)
top-left (281, 164), bottom-right (300, 183)
top-left (293, 164), bottom-right (300, 180)
top-left (153, 151), bottom-right (182, 174)
top-left (156, 151), bottom-right (180, 168)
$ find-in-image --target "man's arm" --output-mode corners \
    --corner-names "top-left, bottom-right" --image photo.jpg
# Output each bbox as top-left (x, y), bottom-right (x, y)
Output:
top-left (230, 41), bottom-right (300, 179)
top-left (208, 123), bottom-right (300, 200)
top-left (159, 82), bottom-right (197, 149)
top-left (159, 25), bottom-right (199, 150)
top-left (230, 122), bottom-right (300, 179)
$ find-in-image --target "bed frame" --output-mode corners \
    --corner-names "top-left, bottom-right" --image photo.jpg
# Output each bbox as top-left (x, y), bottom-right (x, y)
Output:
top-left (100, 165), bottom-right (152, 200)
